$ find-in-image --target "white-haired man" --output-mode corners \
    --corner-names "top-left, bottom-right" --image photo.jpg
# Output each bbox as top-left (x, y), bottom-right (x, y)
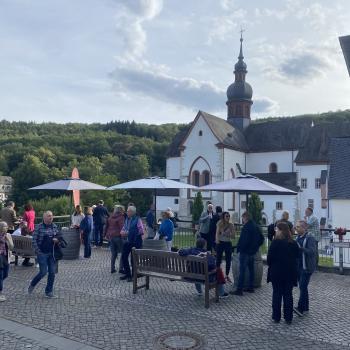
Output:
top-left (28, 211), bottom-right (62, 298)
top-left (120, 206), bottom-right (144, 282)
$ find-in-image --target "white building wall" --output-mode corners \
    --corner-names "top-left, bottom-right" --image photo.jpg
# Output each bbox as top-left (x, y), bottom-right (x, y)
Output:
top-left (246, 151), bottom-right (295, 173)
top-left (181, 116), bottom-right (224, 214)
top-left (166, 157), bottom-right (181, 179)
top-left (222, 148), bottom-right (246, 217)
top-left (329, 200), bottom-right (350, 228)
top-left (295, 164), bottom-right (328, 221)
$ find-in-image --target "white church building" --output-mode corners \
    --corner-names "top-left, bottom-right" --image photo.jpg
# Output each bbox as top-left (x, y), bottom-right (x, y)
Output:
top-left (158, 35), bottom-right (350, 227)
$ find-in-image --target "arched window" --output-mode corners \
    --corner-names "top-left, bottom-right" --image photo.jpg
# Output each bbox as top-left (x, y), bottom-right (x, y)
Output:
top-left (269, 162), bottom-right (278, 173)
top-left (199, 130), bottom-right (203, 136)
top-left (202, 170), bottom-right (210, 185)
top-left (192, 170), bottom-right (200, 186)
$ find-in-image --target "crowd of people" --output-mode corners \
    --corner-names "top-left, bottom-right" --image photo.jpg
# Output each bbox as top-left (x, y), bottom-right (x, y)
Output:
top-left (0, 199), bottom-right (320, 326)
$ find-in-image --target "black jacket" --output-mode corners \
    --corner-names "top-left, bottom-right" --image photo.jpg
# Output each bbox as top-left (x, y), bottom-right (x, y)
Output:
top-left (267, 239), bottom-right (300, 286)
top-left (237, 220), bottom-right (264, 255)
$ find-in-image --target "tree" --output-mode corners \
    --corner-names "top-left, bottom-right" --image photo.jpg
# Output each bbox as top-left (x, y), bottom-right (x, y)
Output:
top-left (192, 192), bottom-right (204, 224)
top-left (248, 192), bottom-right (263, 225)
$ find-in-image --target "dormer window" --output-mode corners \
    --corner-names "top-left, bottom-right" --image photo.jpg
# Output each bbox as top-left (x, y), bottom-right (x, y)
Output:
top-left (199, 130), bottom-right (203, 136)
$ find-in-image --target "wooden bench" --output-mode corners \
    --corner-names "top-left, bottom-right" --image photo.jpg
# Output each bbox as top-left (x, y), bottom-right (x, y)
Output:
top-left (132, 248), bottom-right (219, 308)
top-left (12, 236), bottom-right (36, 265)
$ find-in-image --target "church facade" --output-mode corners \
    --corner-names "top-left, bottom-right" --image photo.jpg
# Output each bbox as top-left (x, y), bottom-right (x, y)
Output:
top-left (159, 35), bottom-right (350, 227)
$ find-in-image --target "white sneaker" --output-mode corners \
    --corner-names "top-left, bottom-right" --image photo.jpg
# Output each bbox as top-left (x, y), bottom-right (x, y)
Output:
top-left (0, 294), bottom-right (6, 302)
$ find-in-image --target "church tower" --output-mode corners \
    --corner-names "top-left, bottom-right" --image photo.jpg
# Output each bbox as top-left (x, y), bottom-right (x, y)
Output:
top-left (226, 33), bottom-right (253, 130)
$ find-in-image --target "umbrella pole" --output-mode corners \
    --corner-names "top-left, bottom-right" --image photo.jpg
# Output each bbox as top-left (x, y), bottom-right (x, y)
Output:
top-left (70, 191), bottom-right (73, 225)
top-left (154, 189), bottom-right (157, 223)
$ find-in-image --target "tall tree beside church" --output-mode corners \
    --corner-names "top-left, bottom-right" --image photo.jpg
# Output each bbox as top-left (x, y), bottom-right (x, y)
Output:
top-left (192, 192), bottom-right (204, 224)
top-left (247, 193), bottom-right (263, 225)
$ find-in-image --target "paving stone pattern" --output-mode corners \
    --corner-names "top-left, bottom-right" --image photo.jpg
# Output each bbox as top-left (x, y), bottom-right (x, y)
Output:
top-left (0, 248), bottom-right (350, 349)
top-left (0, 329), bottom-right (57, 350)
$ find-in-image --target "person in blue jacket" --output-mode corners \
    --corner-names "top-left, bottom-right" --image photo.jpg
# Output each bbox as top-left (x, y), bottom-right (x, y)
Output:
top-left (158, 211), bottom-right (174, 251)
top-left (80, 207), bottom-right (93, 258)
top-left (178, 238), bottom-right (228, 298)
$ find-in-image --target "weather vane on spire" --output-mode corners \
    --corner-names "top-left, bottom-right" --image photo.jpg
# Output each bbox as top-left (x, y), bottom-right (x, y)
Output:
top-left (239, 27), bottom-right (245, 40)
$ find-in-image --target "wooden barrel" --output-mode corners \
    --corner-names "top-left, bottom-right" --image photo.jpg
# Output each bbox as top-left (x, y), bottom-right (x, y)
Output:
top-left (61, 228), bottom-right (81, 260)
top-left (142, 239), bottom-right (167, 251)
top-left (231, 251), bottom-right (263, 288)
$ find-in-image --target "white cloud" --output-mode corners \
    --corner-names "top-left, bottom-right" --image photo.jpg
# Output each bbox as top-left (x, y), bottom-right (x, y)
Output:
top-left (113, 0), bottom-right (163, 61)
top-left (111, 64), bottom-right (278, 115)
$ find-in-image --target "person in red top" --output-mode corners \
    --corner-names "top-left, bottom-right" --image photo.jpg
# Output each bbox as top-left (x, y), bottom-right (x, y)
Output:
top-left (21, 203), bottom-right (36, 267)
top-left (22, 203), bottom-right (36, 233)
top-left (104, 205), bottom-right (125, 273)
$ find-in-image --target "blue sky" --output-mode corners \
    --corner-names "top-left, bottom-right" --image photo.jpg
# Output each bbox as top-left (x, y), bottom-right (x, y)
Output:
top-left (1, 0), bottom-right (350, 124)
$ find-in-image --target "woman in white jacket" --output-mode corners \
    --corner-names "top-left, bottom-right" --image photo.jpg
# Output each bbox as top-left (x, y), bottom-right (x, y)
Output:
top-left (0, 221), bottom-right (14, 302)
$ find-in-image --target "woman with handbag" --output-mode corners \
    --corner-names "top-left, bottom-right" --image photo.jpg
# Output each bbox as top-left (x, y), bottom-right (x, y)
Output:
top-left (0, 221), bottom-right (14, 302)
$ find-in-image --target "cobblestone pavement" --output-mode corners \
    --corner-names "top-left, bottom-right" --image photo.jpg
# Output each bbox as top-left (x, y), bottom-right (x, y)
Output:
top-left (0, 247), bottom-right (350, 349)
top-left (0, 329), bottom-right (58, 350)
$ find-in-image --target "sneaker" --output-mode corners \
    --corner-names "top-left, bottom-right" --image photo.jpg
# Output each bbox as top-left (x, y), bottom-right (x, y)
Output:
top-left (22, 262), bottom-right (34, 267)
top-left (230, 289), bottom-right (243, 296)
top-left (245, 288), bottom-right (255, 293)
top-left (196, 291), bottom-right (203, 297)
top-left (28, 285), bottom-right (35, 295)
top-left (285, 320), bottom-right (292, 325)
top-left (0, 294), bottom-right (6, 302)
top-left (219, 292), bottom-right (229, 299)
top-left (272, 318), bottom-right (280, 323)
top-left (111, 269), bottom-right (116, 274)
top-left (293, 307), bottom-right (303, 317)
top-left (118, 269), bottom-right (125, 274)
top-left (45, 293), bottom-right (58, 299)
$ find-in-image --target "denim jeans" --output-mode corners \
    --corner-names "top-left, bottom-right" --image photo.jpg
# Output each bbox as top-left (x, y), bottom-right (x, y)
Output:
top-left (93, 223), bottom-right (104, 246)
top-left (216, 241), bottom-right (233, 276)
top-left (298, 270), bottom-right (312, 312)
top-left (110, 236), bottom-right (123, 271)
top-left (195, 283), bottom-right (225, 296)
top-left (272, 281), bottom-right (294, 322)
top-left (0, 264), bottom-right (9, 292)
top-left (237, 253), bottom-right (255, 291)
top-left (30, 254), bottom-right (56, 295)
top-left (82, 231), bottom-right (91, 258)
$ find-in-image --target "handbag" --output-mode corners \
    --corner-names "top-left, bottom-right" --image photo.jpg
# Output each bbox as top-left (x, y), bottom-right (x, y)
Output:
top-left (53, 238), bottom-right (67, 261)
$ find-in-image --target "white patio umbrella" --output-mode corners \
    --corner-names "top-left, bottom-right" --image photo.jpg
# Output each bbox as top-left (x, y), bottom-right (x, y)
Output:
top-left (29, 178), bottom-right (106, 221)
top-left (107, 176), bottom-right (198, 215)
top-left (199, 174), bottom-right (297, 216)
top-left (199, 175), bottom-right (297, 195)
top-left (29, 178), bottom-right (107, 191)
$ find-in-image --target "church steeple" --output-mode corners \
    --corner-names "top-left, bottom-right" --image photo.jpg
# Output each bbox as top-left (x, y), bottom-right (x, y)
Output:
top-left (226, 33), bottom-right (253, 130)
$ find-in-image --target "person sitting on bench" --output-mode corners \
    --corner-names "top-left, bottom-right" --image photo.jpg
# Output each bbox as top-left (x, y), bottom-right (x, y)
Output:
top-left (178, 238), bottom-right (228, 298)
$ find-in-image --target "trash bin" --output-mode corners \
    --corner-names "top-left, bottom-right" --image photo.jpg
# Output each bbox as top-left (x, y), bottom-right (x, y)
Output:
top-left (61, 228), bottom-right (81, 260)
top-left (231, 251), bottom-right (263, 288)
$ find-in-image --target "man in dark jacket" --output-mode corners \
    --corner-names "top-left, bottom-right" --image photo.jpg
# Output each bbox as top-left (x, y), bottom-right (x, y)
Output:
top-left (28, 211), bottom-right (62, 298)
top-left (231, 211), bottom-right (264, 296)
top-left (92, 200), bottom-right (109, 246)
top-left (294, 220), bottom-right (317, 316)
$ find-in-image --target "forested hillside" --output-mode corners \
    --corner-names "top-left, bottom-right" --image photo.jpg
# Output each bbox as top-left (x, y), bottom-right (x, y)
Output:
top-left (1, 110), bottom-right (349, 215)
top-left (0, 120), bottom-right (186, 214)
